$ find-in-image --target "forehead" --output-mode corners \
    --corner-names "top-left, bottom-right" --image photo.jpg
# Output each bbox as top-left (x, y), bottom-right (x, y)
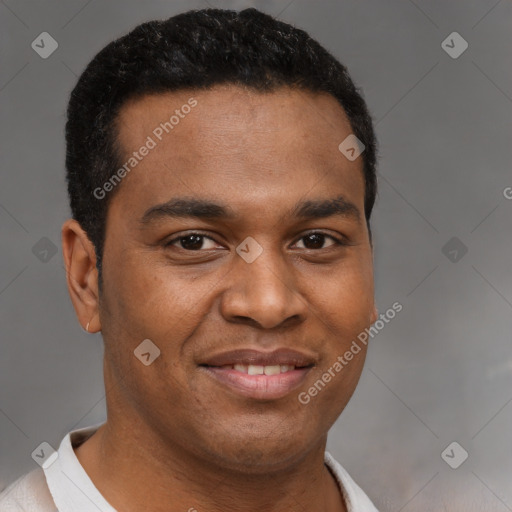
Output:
top-left (117, 84), bottom-right (351, 135)
top-left (111, 85), bottom-right (365, 216)
top-left (116, 85), bottom-right (355, 158)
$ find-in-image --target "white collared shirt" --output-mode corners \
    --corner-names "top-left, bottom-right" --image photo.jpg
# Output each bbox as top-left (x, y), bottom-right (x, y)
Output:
top-left (0, 423), bottom-right (379, 511)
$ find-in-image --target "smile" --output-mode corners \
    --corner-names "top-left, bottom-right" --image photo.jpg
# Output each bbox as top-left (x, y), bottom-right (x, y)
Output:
top-left (199, 364), bottom-right (312, 400)
top-left (218, 364), bottom-right (297, 374)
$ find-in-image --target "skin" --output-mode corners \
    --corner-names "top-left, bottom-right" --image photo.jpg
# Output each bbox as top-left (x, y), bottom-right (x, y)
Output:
top-left (62, 84), bottom-right (378, 512)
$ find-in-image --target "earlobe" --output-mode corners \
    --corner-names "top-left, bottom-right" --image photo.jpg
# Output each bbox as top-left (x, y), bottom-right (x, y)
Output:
top-left (83, 312), bottom-right (101, 334)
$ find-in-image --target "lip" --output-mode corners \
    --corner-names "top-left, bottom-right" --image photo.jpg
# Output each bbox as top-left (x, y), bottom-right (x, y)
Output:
top-left (199, 365), bottom-right (312, 400)
top-left (198, 348), bottom-right (316, 400)
top-left (200, 348), bottom-right (316, 367)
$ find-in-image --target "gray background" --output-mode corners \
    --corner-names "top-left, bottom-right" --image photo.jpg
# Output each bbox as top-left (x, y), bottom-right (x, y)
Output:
top-left (1, 0), bottom-right (511, 510)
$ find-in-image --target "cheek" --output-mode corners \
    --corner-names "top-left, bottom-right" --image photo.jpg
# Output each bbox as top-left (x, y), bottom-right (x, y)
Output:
top-left (99, 264), bottom-right (199, 413)
top-left (296, 349), bottom-right (367, 436)
top-left (100, 260), bottom-right (227, 405)
top-left (309, 259), bottom-right (374, 336)
top-left (103, 256), bottom-right (208, 341)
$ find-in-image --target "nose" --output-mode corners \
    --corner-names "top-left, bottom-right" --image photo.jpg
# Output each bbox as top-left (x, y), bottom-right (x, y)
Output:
top-left (220, 247), bottom-right (308, 330)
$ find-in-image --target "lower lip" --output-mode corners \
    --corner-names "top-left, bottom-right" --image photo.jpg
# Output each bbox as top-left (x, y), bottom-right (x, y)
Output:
top-left (200, 366), bottom-right (311, 400)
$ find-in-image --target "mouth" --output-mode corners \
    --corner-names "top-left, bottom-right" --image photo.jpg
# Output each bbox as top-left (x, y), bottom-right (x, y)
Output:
top-left (199, 365), bottom-right (313, 400)
top-left (205, 363), bottom-right (303, 375)
top-left (198, 348), bottom-right (316, 400)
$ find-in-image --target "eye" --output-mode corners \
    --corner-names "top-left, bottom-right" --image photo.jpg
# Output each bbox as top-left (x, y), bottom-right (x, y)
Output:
top-left (165, 231), bottom-right (345, 252)
top-left (293, 232), bottom-right (343, 250)
top-left (165, 233), bottom-right (221, 251)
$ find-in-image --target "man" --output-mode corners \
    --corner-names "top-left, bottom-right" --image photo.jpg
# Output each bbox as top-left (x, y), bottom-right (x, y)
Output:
top-left (1, 7), bottom-right (379, 511)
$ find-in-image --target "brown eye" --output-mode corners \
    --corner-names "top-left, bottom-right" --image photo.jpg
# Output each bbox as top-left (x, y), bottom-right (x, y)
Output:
top-left (295, 232), bottom-right (340, 250)
top-left (166, 234), bottom-right (219, 251)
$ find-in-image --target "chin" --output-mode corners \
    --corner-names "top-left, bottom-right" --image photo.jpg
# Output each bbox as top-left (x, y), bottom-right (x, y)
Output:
top-left (199, 427), bottom-right (315, 473)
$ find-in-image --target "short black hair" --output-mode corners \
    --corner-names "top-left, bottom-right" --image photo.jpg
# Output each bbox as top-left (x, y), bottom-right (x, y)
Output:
top-left (65, 7), bottom-right (378, 284)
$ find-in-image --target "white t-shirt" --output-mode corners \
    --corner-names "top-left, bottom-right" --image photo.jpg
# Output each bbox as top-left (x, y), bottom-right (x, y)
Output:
top-left (0, 423), bottom-right (379, 511)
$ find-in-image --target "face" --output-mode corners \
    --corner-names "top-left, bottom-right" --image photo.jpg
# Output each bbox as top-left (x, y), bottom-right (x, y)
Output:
top-left (76, 85), bottom-right (377, 472)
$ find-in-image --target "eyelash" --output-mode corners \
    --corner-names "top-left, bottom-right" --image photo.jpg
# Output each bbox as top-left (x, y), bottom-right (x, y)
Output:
top-left (164, 231), bottom-right (347, 251)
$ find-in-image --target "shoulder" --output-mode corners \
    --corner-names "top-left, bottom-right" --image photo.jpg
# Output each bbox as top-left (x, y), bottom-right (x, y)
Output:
top-left (0, 468), bottom-right (58, 511)
top-left (324, 451), bottom-right (379, 512)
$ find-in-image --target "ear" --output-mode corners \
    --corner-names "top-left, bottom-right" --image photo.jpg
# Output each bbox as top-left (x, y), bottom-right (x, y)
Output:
top-left (370, 303), bottom-right (378, 325)
top-left (61, 219), bottom-right (101, 333)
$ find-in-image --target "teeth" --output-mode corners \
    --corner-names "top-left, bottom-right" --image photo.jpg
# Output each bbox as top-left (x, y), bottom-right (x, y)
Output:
top-left (264, 365), bottom-right (281, 375)
top-left (248, 365), bottom-right (264, 375)
top-left (227, 364), bottom-right (296, 374)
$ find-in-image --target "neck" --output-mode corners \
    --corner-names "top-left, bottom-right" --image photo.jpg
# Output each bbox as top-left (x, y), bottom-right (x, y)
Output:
top-left (74, 419), bottom-right (346, 512)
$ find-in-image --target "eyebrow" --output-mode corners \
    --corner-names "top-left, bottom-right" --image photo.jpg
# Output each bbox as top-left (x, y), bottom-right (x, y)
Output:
top-left (292, 196), bottom-right (361, 222)
top-left (140, 195), bottom-right (361, 225)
